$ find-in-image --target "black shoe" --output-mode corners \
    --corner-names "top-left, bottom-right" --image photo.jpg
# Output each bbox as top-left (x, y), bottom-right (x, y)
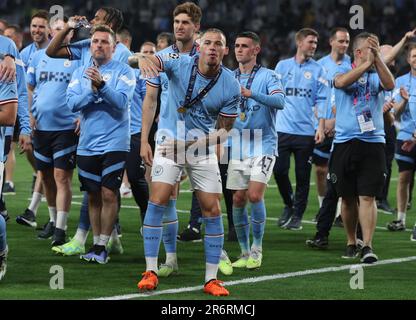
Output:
top-left (306, 234), bottom-right (328, 249)
top-left (387, 220), bottom-right (406, 232)
top-left (177, 226), bottom-right (202, 242)
top-left (3, 182), bottom-right (15, 195)
top-left (0, 211), bottom-right (9, 222)
top-left (227, 227), bottom-right (237, 242)
top-left (360, 246), bottom-right (378, 264)
top-left (16, 209), bottom-right (37, 228)
top-left (377, 200), bottom-right (394, 214)
top-left (333, 216), bottom-right (344, 228)
top-left (284, 215), bottom-right (303, 231)
top-left (342, 244), bottom-right (360, 259)
top-left (277, 206), bottom-right (293, 227)
top-left (51, 228), bottom-right (67, 246)
top-left (38, 221), bottom-right (55, 239)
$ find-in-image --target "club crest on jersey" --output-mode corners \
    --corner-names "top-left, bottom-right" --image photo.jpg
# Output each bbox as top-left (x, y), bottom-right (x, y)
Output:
top-left (103, 74), bottom-right (112, 82)
top-left (64, 60), bottom-right (71, 67)
top-left (358, 77), bottom-right (366, 84)
top-left (168, 53), bottom-right (180, 60)
top-left (304, 71), bottom-right (312, 80)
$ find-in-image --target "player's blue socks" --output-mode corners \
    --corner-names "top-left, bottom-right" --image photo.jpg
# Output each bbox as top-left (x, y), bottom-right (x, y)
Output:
top-left (203, 216), bottom-right (224, 265)
top-left (233, 207), bottom-right (250, 254)
top-left (143, 202), bottom-right (166, 258)
top-left (0, 214), bottom-right (6, 252)
top-left (78, 192), bottom-right (90, 231)
top-left (251, 200), bottom-right (266, 249)
top-left (162, 199), bottom-right (178, 254)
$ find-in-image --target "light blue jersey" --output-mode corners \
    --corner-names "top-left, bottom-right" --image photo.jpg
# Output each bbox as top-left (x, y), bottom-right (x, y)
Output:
top-left (68, 39), bottom-right (131, 66)
top-left (0, 36), bottom-right (30, 138)
top-left (130, 68), bottom-right (146, 135)
top-left (333, 64), bottom-right (385, 143)
top-left (274, 57), bottom-right (328, 136)
top-left (27, 49), bottom-right (81, 131)
top-left (231, 67), bottom-right (285, 159)
top-left (393, 73), bottom-right (416, 141)
top-left (21, 42), bottom-right (48, 71)
top-left (155, 53), bottom-right (240, 143)
top-left (66, 59), bottom-right (136, 155)
top-left (147, 44), bottom-right (199, 133)
top-left (317, 54), bottom-right (351, 122)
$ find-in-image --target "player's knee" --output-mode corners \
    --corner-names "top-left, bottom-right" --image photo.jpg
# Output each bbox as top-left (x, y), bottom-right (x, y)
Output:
top-left (315, 165), bottom-right (327, 177)
top-left (101, 188), bottom-right (117, 203)
top-left (233, 192), bottom-right (246, 207)
top-left (54, 170), bottom-right (71, 187)
top-left (247, 192), bottom-right (263, 204)
top-left (399, 171), bottom-right (412, 185)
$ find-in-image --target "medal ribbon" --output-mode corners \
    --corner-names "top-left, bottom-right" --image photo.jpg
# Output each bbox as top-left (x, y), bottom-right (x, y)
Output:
top-left (182, 57), bottom-right (222, 111)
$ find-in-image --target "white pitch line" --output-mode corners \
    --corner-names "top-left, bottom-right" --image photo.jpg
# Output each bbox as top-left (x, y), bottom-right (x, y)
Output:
top-left (92, 255), bottom-right (416, 300)
top-left (68, 201), bottom-right (413, 232)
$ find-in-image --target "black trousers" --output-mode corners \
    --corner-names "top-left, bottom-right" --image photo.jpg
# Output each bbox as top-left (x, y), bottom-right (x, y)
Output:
top-left (126, 133), bottom-right (149, 223)
top-left (273, 133), bottom-right (315, 219)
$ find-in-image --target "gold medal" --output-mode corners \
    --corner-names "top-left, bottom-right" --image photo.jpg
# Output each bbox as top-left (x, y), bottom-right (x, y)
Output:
top-left (240, 112), bottom-right (246, 121)
top-left (177, 107), bottom-right (187, 114)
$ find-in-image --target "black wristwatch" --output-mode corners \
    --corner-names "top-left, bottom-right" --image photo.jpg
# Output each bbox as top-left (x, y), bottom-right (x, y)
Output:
top-left (97, 81), bottom-right (106, 90)
top-left (0, 53), bottom-right (15, 61)
top-left (4, 54), bottom-right (15, 60)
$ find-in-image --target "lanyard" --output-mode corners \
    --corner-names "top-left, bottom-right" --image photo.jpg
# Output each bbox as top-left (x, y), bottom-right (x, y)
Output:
top-left (181, 57), bottom-right (222, 111)
top-left (353, 72), bottom-right (370, 108)
top-left (235, 64), bottom-right (261, 112)
top-left (172, 42), bottom-right (198, 57)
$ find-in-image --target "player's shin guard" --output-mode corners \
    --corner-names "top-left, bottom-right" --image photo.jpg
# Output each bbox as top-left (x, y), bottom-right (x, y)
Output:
top-left (143, 202), bottom-right (166, 272)
top-left (251, 200), bottom-right (266, 250)
top-left (162, 199), bottom-right (178, 254)
top-left (203, 216), bottom-right (224, 283)
top-left (0, 215), bottom-right (6, 252)
top-left (232, 207), bottom-right (250, 255)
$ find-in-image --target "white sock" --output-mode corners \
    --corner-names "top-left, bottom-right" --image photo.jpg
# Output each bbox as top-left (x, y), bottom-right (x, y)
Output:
top-left (28, 192), bottom-right (43, 215)
top-left (166, 252), bottom-right (177, 266)
top-left (205, 263), bottom-right (219, 283)
top-left (318, 196), bottom-right (324, 208)
top-left (398, 212), bottom-right (406, 224)
top-left (48, 207), bottom-right (57, 223)
top-left (93, 235), bottom-right (100, 245)
top-left (336, 198), bottom-right (342, 217)
top-left (56, 211), bottom-right (68, 230)
top-left (251, 244), bottom-right (262, 253)
top-left (98, 234), bottom-right (110, 247)
top-left (146, 257), bottom-right (158, 273)
top-left (6, 181), bottom-right (13, 188)
top-left (73, 228), bottom-right (89, 245)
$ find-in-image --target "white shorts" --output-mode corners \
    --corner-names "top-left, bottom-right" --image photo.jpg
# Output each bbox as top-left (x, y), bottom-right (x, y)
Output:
top-left (226, 155), bottom-right (276, 191)
top-left (151, 150), bottom-right (222, 194)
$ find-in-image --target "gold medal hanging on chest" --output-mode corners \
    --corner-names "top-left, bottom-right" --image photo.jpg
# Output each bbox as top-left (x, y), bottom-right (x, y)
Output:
top-left (177, 106), bottom-right (187, 114)
top-left (240, 112), bottom-right (246, 121)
